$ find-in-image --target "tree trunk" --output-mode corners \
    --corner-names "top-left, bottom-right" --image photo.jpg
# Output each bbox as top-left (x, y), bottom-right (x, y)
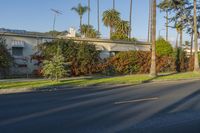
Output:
top-left (193, 0), bottom-right (199, 72)
top-left (80, 16), bottom-right (82, 33)
top-left (190, 33), bottom-right (193, 56)
top-left (97, 0), bottom-right (100, 34)
top-left (176, 32), bottom-right (179, 48)
top-left (179, 29), bottom-right (183, 48)
top-left (148, 0), bottom-right (152, 42)
top-left (113, 0), bottom-right (115, 9)
top-left (110, 27), bottom-right (113, 39)
top-left (166, 10), bottom-right (168, 41)
top-left (129, 0), bottom-right (133, 39)
top-left (150, 0), bottom-right (157, 77)
top-left (88, 0), bottom-right (90, 26)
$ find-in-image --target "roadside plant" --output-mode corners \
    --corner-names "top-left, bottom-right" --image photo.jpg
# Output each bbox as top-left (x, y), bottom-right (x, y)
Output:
top-left (42, 47), bottom-right (66, 81)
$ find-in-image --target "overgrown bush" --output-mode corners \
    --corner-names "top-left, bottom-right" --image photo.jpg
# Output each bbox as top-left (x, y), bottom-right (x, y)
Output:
top-left (102, 51), bottom-right (176, 75)
top-left (36, 39), bottom-right (101, 76)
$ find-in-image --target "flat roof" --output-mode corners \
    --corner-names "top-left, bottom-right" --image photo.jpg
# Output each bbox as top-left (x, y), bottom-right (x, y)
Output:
top-left (59, 37), bottom-right (151, 45)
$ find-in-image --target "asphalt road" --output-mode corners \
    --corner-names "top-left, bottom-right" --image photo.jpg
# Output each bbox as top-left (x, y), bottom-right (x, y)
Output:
top-left (0, 80), bottom-right (200, 133)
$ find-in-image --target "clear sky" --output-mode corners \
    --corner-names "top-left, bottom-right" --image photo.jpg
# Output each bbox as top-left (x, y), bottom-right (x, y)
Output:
top-left (0, 0), bottom-right (190, 42)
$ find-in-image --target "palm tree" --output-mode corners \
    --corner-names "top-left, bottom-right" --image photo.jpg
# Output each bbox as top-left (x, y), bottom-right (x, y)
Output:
top-left (129, 0), bottom-right (133, 39)
top-left (102, 9), bottom-right (120, 38)
top-left (116, 20), bottom-right (129, 35)
top-left (71, 3), bottom-right (89, 31)
top-left (193, 0), bottom-right (199, 72)
top-left (150, 0), bottom-right (157, 77)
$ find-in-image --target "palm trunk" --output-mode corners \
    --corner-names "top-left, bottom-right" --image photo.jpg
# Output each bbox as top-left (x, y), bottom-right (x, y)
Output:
top-left (166, 10), bottom-right (169, 41)
top-left (190, 33), bottom-right (194, 56)
top-left (129, 0), bottom-right (133, 39)
top-left (88, 0), bottom-right (90, 26)
top-left (110, 27), bottom-right (113, 39)
top-left (80, 16), bottom-right (83, 34)
top-left (148, 0), bottom-right (152, 42)
top-left (179, 29), bottom-right (183, 48)
top-left (176, 32), bottom-right (179, 48)
top-left (193, 0), bottom-right (199, 71)
top-left (97, 0), bottom-right (100, 34)
top-left (150, 0), bottom-right (157, 77)
top-left (113, 0), bottom-right (115, 9)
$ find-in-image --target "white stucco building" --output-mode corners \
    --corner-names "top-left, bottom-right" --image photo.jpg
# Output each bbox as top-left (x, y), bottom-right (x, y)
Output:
top-left (0, 28), bottom-right (53, 77)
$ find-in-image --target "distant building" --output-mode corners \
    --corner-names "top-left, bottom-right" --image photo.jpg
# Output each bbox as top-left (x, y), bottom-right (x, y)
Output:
top-left (66, 27), bottom-right (76, 37)
top-left (0, 28), bottom-right (53, 77)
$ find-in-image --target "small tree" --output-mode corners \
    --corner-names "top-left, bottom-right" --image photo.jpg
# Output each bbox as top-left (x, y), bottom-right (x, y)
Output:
top-left (42, 47), bottom-right (66, 81)
top-left (0, 35), bottom-right (12, 78)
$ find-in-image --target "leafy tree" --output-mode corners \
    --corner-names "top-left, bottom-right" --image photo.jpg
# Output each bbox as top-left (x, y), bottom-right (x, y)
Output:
top-left (102, 9), bottom-right (120, 38)
top-left (158, 0), bottom-right (189, 47)
top-left (0, 35), bottom-right (12, 77)
top-left (42, 47), bottom-right (66, 81)
top-left (156, 38), bottom-right (173, 56)
top-left (71, 3), bottom-right (89, 31)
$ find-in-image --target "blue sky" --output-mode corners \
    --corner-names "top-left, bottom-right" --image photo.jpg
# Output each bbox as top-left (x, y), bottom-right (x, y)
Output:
top-left (0, 0), bottom-right (190, 42)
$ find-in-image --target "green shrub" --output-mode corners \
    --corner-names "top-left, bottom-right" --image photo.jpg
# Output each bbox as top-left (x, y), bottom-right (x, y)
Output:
top-left (156, 38), bottom-right (173, 56)
top-left (42, 48), bottom-right (66, 81)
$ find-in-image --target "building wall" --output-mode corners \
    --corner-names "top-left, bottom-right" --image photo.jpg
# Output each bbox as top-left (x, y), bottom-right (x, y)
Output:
top-left (4, 35), bottom-right (51, 76)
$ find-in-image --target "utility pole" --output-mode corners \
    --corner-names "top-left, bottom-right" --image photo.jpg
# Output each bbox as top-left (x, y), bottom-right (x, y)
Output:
top-left (51, 9), bottom-right (62, 37)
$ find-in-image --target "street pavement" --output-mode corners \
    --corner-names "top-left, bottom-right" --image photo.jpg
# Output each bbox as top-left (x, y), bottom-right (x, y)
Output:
top-left (0, 80), bottom-right (200, 133)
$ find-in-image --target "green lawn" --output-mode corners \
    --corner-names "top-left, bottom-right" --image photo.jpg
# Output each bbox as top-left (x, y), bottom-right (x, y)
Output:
top-left (0, 72), bottom-right (200, 90)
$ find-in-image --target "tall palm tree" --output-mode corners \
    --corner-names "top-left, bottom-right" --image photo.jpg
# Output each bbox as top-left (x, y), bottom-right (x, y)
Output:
top-left (129, 0), bottom-right (133, 39)
top-left (88, 0), bottom-right (90, 26)
top-left (97, 0), bottom-right (100, 33)
top-left (102, 9), bottom-right (120, 38)
top-left (193, 0), bottom-right (199, 72)
top-left (116, 20), bottom-right (129, 35)
top-left (150, 0), bottom-right (157, 77)
top-left (71, 3), bottom-right (89, 31)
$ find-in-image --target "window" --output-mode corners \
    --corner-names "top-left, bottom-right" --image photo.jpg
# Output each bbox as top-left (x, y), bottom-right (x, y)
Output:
top-left (12, 47), bottom-right (23, 56)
